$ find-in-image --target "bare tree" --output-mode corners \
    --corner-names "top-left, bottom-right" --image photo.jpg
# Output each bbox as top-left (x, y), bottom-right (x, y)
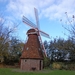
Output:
top-left (0, 15), bottom-right (17, 63)
top-left (60, 12), bottom-right (75, 40)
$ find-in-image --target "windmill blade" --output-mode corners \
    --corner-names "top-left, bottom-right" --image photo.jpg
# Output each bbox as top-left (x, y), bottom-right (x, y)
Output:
top-left (23, 16), bottom-right (37, 28)
top-left (39, 30), bottom-right (50, 38)
top-left (34, 8), bottom-right (40, 29)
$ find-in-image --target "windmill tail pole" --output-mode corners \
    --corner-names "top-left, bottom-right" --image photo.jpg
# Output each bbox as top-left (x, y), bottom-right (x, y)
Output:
top-left (42, 42), bottom-right (47, 57)
top-left (39, 35), bottom-right (47, 57)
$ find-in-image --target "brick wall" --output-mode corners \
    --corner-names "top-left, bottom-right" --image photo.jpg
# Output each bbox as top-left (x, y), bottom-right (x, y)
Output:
top-left (20, 59), bottom-right (43, 71)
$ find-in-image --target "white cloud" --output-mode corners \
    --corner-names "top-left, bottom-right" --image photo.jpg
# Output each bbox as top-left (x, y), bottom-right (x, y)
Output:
top-left (1, 0), bottom-right (75, 40)
top-left (6, 0), bottom-right (37, 20)
top-left (5, 0), bottom-right (75, 22)
top-left (41, 0), bottom-right (75, 20)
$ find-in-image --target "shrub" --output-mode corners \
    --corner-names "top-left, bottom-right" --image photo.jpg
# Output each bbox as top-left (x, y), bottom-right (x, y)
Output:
top-left (43, 57), bottom-right (50, 68)
top-left (52, 62), bottom-right (75, 70)
top-left (52, 62), bottom-right (63, 69)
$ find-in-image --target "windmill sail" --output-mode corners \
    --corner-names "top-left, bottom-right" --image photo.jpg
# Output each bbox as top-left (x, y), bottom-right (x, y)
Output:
top-left (40, 30), bottom-right (50, 38)
top-left (23, 16), bottom-right (37, 28)
top-left (34, 8), bottom-right (40, 29)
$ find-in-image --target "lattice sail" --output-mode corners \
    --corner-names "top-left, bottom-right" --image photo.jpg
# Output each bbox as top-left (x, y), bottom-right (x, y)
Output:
top-left (23, 16), bottom-right (37, 28)
top-left (34, 8), bottom-right (39, 29)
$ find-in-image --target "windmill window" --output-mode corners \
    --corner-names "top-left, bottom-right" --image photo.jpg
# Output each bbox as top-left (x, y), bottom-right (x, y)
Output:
top-left (24, 60), bottom-right (27, 62)
top-left (39, 48), bottom-right (40, 50)
top-left (26, 47), bottom-right (29, 50)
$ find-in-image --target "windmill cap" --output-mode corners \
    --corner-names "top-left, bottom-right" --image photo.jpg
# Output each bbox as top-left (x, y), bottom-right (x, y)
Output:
top-left (27, 28), bottom-right (38, 35)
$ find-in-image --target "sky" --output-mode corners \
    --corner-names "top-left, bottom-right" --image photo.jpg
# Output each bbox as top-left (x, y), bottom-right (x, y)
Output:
top-left (0, 0), bottom-right (75, 42)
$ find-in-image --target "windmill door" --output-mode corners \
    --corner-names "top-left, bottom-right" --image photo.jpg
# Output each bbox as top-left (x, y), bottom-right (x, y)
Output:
top-left (40, 60), bottom-right (41, 70)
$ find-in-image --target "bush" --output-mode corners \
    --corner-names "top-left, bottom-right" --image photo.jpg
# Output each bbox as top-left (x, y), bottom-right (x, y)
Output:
top-left (52, 62), bottom-right (75, 70)
top-left (63, 63), bottom-right (75, 70)
top-left (43, 57), bottom-right (50, 68)
top-left (52, 62), bottom-right (63, 69)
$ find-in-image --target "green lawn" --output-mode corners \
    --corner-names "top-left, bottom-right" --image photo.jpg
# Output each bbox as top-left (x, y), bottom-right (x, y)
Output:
top-left (0, 68), bottom-right (75, 75)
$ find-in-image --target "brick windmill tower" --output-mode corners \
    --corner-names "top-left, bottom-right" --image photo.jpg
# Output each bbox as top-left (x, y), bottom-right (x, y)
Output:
top-left (20, 8), bottom-right (50, 71)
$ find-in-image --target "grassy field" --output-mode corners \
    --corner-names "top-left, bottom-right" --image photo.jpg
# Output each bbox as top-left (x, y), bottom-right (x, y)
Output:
top-left (0, 68), bottom-right (75, 75)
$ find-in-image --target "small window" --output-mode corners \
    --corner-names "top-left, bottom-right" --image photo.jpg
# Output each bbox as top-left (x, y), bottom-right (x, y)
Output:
top-left (24, 60), bottom-right (27, 62)
top-left (39, 48), bottom-right (40, 50)
top-left (26, 47), bottom-right (29, 50)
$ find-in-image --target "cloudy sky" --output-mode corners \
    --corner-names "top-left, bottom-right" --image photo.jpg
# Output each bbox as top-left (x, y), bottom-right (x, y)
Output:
top-left (0, 0), bottom-right (75, 42)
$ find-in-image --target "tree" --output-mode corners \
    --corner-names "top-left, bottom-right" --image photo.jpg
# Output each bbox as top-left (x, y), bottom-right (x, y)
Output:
top-left (4, 37), bottom-right (24, 65)
top-left (60, 12), bottom-right (75, 41)
top-left (0, 15), bottom-right (18, 63)
top-left (47, 38), bottom-right (74, 62)
top-left (43, 56), bottom-right (50, 68)
top-left (60, 12), bottom-right (75, 61)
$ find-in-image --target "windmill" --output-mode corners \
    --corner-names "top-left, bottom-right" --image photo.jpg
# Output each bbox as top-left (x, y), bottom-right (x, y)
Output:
top-left (20, 8), bottom-right (50, 71)
top-left (22, 8), bottom-right (50, 56)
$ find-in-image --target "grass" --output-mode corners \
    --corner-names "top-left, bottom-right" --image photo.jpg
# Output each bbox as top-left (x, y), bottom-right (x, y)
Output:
top-left (0, 68), bottom-right (75, 75)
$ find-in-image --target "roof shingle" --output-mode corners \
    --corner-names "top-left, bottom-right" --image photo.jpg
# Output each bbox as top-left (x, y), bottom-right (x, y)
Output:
top-left (20, 29), bottom-right (44, 59)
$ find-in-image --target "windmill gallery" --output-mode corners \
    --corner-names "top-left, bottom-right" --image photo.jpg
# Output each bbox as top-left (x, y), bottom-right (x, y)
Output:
top-left (20, 8), bottom-right (50, 71)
